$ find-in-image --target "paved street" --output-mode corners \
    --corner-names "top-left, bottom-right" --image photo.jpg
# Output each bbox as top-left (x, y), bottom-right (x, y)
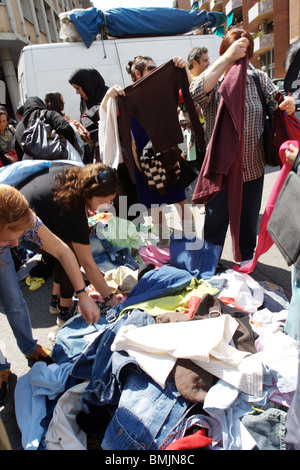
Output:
top-left (0, 164), bottom-right (292, 450)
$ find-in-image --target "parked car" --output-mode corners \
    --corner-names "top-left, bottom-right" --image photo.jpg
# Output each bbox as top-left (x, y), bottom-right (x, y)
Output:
top-left (272, 78), bottom-right (287, 95)
top-left (291, 88), bottom-right (300, 111)
top-left (272, 78), bottom-right (300, 111)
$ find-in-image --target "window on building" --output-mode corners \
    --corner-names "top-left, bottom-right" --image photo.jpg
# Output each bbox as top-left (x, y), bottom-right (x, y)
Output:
top-left (33, 1), bottom-right (46, 34)
top-left (45, 4), bottom-right (57, 41)
top-left (261, 49), bottom-right (275, 79)
top-left (22, 0), bottom-right (33, 22)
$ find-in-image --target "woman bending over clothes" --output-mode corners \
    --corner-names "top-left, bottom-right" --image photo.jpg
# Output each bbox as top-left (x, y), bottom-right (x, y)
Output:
top-left (17, 162), bottom-right (121, 325)
top-left (0, 184), bottom-right (100, 404)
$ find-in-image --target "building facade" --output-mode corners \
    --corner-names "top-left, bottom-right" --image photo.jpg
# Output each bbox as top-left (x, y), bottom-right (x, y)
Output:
top-left (0, 0), bottom-right (91, 117)
top-left (178, 0), bottom-right (299, 80)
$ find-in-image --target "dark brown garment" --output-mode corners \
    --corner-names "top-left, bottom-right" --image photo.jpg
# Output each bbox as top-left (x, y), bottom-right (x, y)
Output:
top-left (118, 60), bottom-right (205, 181)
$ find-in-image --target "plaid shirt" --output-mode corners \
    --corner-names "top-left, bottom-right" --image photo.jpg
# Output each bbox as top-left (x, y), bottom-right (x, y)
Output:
top-left (190, 68), bottom-right (278, 182)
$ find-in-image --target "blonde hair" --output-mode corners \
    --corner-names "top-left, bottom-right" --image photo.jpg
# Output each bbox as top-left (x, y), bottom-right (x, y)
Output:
top-left (0, 184), bottom-right (33, 232)
top-left (53, 163), bottom-right (119, 210)
top-left (0, 107), bottom-right (8, 128)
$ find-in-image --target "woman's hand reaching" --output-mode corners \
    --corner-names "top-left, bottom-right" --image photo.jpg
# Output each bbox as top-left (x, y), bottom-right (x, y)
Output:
top-left (100, 85), bottom-right (126, 114)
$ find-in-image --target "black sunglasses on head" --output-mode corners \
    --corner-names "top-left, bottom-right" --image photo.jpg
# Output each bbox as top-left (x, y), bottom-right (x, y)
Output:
top-left (92, 168), bottom-right (118, 184)
top-left (146, 65), bottom-right (156, 71)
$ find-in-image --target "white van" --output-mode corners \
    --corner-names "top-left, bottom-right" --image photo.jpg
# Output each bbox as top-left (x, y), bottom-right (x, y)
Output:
top-left (17, 34), bottom-right (222, 121)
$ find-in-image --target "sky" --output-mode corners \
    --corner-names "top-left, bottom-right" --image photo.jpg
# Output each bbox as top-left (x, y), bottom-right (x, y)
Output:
top-left (92, 0), bottom-right (174, 11)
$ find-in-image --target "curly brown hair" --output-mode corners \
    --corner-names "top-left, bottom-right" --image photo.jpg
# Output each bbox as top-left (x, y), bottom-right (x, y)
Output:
top-left (53, 163), bottom-right (119, 210)
top-left (0, 184), bottom-right (33, 232)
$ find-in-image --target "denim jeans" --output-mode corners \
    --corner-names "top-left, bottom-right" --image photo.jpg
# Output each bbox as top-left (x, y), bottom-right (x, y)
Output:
top-left (0, 250), bottom-right (37, 356)
top-left (259, 281), bottom-right (290, 312)
top-left (204, 175), bottom-right (264, 261)
top-left (71, 309), bottom-right (191, 450)
top-left (52, 314), bottom-right (111, 365)
top-left (241, 408), bottom-right (287, 450)
top-left (90, 234), bottom-right (139, 274)
top-left (169, 236), bottom-right (222, 279)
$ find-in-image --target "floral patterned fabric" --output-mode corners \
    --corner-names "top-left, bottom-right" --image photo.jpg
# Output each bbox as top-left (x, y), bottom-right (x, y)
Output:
top-left (0, 214), bottom-right (43, 256)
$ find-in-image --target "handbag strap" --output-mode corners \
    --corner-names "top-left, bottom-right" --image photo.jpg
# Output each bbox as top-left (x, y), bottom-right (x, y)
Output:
top-left (38, 109), bottom-right (48, 121)
top-left (252, 72), bottom-right (270, 118)
top-left (27, 108), bottom-right (47, 128)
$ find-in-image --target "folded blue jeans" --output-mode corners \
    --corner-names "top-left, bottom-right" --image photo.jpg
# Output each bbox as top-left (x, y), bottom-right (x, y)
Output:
top-left (241, 408), bottom-right (287, 450)
top-left (90, 234), bottom-right (139, 273)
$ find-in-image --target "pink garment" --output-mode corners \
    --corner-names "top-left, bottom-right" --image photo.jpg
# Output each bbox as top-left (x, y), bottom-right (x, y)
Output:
top-left (233, 140), bottom-right (299, 273)
top-left (139, 241), bottom-right (170, 267)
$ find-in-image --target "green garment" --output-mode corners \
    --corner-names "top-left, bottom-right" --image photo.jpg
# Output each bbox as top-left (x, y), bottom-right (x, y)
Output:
top-left (120, 277), bottom-right (219, 317)
top-left (103, 216), bottom-right (146, 251)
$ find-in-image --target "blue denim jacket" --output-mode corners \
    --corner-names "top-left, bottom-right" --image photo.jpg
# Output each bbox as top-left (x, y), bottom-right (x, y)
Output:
top-left (114, 264), bottom-right (193, 317)
top-left (71, 309), bottom-right (192, 450)
top-left (102, 369), bottom-right (191, 450)
top-left (52, 314), bottom-right (111, 364)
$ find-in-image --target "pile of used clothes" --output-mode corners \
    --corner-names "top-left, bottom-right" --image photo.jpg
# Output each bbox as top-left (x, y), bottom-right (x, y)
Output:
top-left (14, 214), bottom-right (295, 451)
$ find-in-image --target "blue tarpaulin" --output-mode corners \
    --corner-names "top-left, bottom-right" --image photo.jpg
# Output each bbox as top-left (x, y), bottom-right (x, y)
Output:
top-left (69, 7), bottom-right (225, 48)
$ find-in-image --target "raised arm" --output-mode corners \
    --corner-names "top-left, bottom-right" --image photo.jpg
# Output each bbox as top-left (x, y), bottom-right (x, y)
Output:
top-left (201, 37), bottom-right (250, 94)
top-left (100, 85), bottom-right (126, 114)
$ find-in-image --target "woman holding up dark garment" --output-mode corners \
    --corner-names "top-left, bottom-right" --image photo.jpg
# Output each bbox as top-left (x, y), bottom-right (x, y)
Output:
top-left (69, 68), bottom-right (108, 163)
top-left (189, 28), bottom-right (295, 266)
top-left (101, 56), bottom-right (196, 246)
